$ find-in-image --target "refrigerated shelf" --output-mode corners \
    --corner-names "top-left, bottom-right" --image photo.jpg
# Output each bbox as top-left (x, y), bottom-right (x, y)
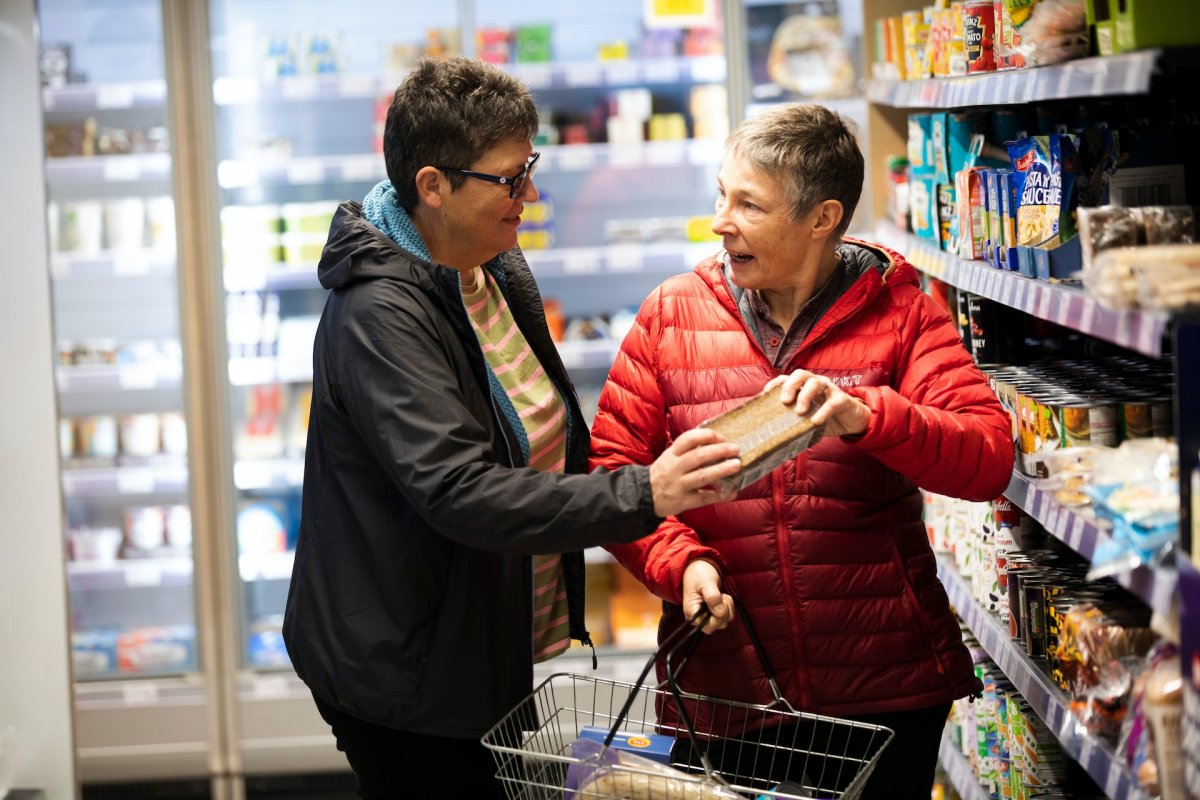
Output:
top-left (50, 251), bottom-right (177, 281)
top-left (68, 556), bottom-right (193, 590)
top-left (44, 152), bottom-right (172, 185)
top-left (61, 459), bottom-right (189, 498)
top-left (43, 79), bottom-right (168, 112)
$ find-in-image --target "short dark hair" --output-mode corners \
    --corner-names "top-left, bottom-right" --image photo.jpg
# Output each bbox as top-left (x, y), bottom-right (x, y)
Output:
top-left (726, 104), bottom-right (864, 236)
top-left (383, 57), bottom-right (539, 212)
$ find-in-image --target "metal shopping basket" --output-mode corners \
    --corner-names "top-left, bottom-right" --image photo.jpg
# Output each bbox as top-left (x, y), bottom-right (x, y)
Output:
top-left (483, 600), bottom-right (893, 799)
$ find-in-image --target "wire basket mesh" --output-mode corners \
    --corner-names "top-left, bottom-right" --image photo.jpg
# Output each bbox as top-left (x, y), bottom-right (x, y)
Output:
top-left (483, 605), bottom-right (893, 800)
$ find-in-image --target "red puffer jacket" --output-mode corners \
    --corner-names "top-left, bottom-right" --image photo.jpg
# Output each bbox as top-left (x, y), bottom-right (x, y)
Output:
top-left (590, 240), bottom-right (1013, 721)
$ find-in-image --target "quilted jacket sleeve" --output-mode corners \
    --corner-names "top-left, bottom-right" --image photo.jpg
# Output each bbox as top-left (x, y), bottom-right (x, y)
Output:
top-left (589, 286), bottom-right (726, 603)
top-left (847, 288), bottom-right (1014, 500)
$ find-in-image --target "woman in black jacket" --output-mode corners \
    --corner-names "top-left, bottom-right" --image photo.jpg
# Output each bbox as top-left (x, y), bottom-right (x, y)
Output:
top-left (282, 56), bottom-right (741, 799)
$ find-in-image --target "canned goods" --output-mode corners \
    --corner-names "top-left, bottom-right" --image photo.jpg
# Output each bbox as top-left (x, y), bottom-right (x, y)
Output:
top-left (1022, 579), bottom-right (1048, 659)
top-left (1121, 397), bottom-right (1154, 439)
top-left (1059, 397), bottom-right (1119, 447)
top-left (963, 0), bottom-right (997, 73)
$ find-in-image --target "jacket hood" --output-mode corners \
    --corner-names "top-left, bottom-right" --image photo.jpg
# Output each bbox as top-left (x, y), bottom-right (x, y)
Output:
top-left (318, 201), bottom-right (431, 291)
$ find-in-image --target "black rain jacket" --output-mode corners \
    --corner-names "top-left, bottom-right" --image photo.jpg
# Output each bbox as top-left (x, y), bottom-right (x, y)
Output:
top-left (282, 201), bottom-right (660, 736)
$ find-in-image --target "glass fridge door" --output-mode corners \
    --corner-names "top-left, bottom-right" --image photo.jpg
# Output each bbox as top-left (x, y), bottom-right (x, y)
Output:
top-left (38, 0), bottom-right (211, 784)
top-left (206, 0), bottom-right (463, 776)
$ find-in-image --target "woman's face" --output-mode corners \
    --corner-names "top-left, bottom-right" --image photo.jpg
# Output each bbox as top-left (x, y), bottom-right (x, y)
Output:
top-left (712, 153), bottom-right (809, 293)
top-left (440, 137), bottom-right (539, 267)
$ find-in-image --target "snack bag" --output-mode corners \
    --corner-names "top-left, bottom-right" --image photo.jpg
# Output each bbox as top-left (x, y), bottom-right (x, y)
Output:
top-left (565, 737), bottom-right (743, 800)
top-left (1007, 134), bottom-right (1080, 249)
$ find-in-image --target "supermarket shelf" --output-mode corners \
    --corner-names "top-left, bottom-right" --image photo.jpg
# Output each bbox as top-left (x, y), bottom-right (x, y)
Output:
top-left (223, 242), bottom-right (714, 293)
top-left (43, 79), bottom-right (167, 112)
top-left (509, 54), bottom-right (727, 90)
top-left (936, 554), bottom-right (1152, 800)
top-left (211, 56), bottom-right (727, 106)
top-left (217, 139), bottom-right (722, 189)
top-left (68, 556), bottom-right (193, 591)
top-left (527, 241), bottom-right (714, 278)
top-left (61, 459), bottom-right (189, 498)
top-left (937, 732), bottom-right (990, 800)
top-left (1004, 471), bottom-right (1178, 616)
top-left (866, 50), bottom-right (1159, 108)
top-left (229, 339), bottom-right (617, 387)
top-left (239, 550), bottom-right (295, 582)
top-left (233, 458), bottom-right (305, 491)
top-left (56, 361), bottom-right (183, 393)
top-left (875, 222), bottom-right (1170, 357)
top-left (45, 152), bottom-right (172, 185)
top-left (50, 250), bottom-right (176, 281)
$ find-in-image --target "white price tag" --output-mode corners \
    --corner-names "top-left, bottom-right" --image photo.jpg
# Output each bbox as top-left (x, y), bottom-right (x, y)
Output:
top-left (103, 157), bottom-right (142, 182)
top-left (690, 56), bottom-right (725, 83)
top-left (122, 682), bottom-right (161, 707)
top-left (118, 364), bottom-right (158, 390)
top-left (117, 468), bottom-right (156, 495)
top-left (517, 65), bottom-right (552, 91)
top-left (234, 460), bottom-right (273, 490)
top-left (1035, 287), bottom-right (1052, 320)
top-left (563, 252), bottom-right (601, 275)
top-left (218, 160), bottom-right (259, 188)
top-left (642, 60), bottom-right (680, 83)
top-left (123, 562), bottom-right (163, 588)
top-left (1053, 294), bottom-right (1070, 326)
top-left (339, 75), bottom-right (376, 98)
top-left (1137, 315), bottom-right (1159, 355)
top-left (281, 76), bottom-right (318, 100)
top-left (287, 159), bottom-right (325, 184)
top-left (253, 674), bottom-right (293, 700)
top-left (604, 61), bottom-right (639, 86)
top-left (285, 461), bottom-right (306, 486)
top-left (212, 78), bottom-right (260, 105)
top-left (1115, 310), bottom-right (1133, 349)
top-left (606, 248), bottom-right (644, 272)
top-left (340, 156), bottom-right (382, 183)
top-left (646, 141), bottom-right (685, 167)
top-left (96, 84), bottom-right (135, 109)
top-left (1067, 514), bottom-right (1085, 550)
top-left (557, 147), bottom-right (596, 172)
top-left (1081, 297), bottom-right (1099, 333)
top-left (608, 144), bottom-right (642, 168)
top-left (565, 63), bottom-right (603, 87)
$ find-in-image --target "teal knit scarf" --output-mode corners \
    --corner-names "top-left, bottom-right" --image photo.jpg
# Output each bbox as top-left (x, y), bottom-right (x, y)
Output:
top-left (362, 180), bottom-right (431, 261)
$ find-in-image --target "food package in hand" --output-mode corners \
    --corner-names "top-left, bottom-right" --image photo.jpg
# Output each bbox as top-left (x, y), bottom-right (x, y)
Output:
top-left (699, 385), bottom-right (822, 493)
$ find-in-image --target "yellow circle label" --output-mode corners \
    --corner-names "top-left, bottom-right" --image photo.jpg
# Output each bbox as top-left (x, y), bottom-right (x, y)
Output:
top-left (626, 736), bottom-right (651, 748)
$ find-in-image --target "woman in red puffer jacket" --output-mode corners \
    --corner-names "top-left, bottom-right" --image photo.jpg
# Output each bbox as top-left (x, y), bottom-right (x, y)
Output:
top-left (589, 104), bottom-right (1014, 800)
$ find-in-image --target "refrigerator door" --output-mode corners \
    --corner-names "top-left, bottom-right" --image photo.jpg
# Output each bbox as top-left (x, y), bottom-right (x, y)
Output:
top-left (37, 0), bottom-right (211, 783)
top-left (206, 1), bottom-right (464, 776)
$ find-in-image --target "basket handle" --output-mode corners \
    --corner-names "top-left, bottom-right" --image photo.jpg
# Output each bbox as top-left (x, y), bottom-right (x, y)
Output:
top-left (601, 595), bottom-right (796, 782)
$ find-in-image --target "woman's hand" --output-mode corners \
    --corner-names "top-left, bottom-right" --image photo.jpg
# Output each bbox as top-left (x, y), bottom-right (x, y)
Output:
top-left (648, 429), bottom-right (741, 518)
top-left (764, 369), bottom-right (871, 438)
top-left (682, 559), bottom-right (734, 634)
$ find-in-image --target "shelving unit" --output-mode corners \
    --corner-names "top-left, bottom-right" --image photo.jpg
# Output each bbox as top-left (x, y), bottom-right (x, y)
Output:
top-left (60, 459), bottom-right (189, 498)
top-left (937, 733), bottom-right (990, 800)
top-left (49, 251), bottom-right (176, 281)
top-left (67, 557), bottom-right (194, 590)
top-left (874, 222), bottom-right (1170, 357)
top-left (937, 555), bottom-right (1152, 800)
top-left (56, 361), bottom-right (183, 394)
top-left (44, 152), bottom-right (172, 185)
top-left (42, 79), bottom-right (167, 112)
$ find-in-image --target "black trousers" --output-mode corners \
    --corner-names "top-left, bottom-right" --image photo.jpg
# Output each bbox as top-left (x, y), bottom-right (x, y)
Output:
top-left (673, 701), bottom-right (951, 800)
top-left (314, 696), bottom-right (506, 799)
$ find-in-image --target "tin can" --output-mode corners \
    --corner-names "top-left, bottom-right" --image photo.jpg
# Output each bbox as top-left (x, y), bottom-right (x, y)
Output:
top-left (1121, 397), bottom-right (1154, 439)
top-left (1060, 397), bottom-right (1119, 448)
top-left (1150, 396), bottom-right (1174, 437)
top-left (963, 0), bottom-right (997, 73)
top-left (1022, 579), bottom-right (1048, 659)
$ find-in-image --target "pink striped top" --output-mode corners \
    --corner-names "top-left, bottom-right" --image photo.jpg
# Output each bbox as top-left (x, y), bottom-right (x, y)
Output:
top-left (462, 267), bottom-right (571, 663)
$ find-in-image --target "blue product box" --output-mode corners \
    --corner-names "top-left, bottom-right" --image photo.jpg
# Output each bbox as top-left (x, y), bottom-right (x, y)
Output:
top-left (931, 112), bottom-right (950, 184)
top-left (997, 169), bottom-right (1018, 271)
top-left (1017, 246), bottom-right (1037, 278)
top-left (986, 170), bottom-right (1004, 268)
top-left (1033, 235), bottom-right (1083, 281)
top-left (577, 725), bottom-right (675, 764)
top-left (907, 114), bottom-right (936, 178)
top-left (909, 177), bottom-right (939, 243)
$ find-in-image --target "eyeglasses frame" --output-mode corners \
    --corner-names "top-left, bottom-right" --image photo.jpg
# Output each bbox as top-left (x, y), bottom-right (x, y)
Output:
top-left (435, 151), bottom-right (541, 199)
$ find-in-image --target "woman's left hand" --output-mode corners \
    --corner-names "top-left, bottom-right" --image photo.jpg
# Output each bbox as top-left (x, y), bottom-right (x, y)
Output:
top-left (764, 369), bottom-right (871, 438)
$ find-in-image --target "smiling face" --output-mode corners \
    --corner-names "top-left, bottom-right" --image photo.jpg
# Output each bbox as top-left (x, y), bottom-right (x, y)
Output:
top-left (712, 152), bottom-right (815, 294)
top-left (427, 137), bottom-right (540, 270)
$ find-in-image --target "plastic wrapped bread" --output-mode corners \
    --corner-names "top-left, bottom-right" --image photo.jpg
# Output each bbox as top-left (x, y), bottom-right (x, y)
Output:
top-left (1085, 244), bottom-right (1200, 311)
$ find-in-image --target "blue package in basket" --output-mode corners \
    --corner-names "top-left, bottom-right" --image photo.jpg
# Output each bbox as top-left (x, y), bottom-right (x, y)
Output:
top-left (576, 725), bottom-right (674, 764)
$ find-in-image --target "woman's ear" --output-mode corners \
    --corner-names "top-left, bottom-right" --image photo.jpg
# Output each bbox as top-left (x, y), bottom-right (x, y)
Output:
top-left (414, 166), bottom-right (445, 209)
top-left (810, 199), bottom-right (845, 239)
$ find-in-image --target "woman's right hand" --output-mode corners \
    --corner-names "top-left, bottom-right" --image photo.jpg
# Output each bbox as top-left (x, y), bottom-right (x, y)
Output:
top-left (683, 558), bottom-right (735, 634)
top-left (648, 428), bottom-right (740, 518)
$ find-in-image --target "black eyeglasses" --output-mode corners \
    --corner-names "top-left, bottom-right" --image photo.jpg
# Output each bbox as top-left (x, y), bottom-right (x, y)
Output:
top-left (436, 151), bottom-right (540, 199)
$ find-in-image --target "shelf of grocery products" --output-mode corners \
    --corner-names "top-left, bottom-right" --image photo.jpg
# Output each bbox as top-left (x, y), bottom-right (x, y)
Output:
top-left (44, 152), bottom-right (172, 185)
top-left (228, 338), bottom-right (619, 388)
top-left (1004, 471), bottom-right (1178, 617)
top-left (56, 361), bottom-right (183, 393)
top-left (875, 222), bottom-right (1170, 357)
top-left (49, 250), bottom-right (176, 281)
top-left (937, 731), bottom-right (990, 800)
top-left (74, 675), bottom-right (208, 709)
top-left (61, 458), bottom-right (189, 498)
top-left (68, 556), bottom-right (193, 590)
top-left (936, 554), bottom-right (1152, 800)
top-left (867, 50), bottom-right (1160, 109)
top-left (216, 139), bottom-right (723, 189)
top-left (211, 56), bottom-right (727, 107)
top-left (42, 79), bottom-right (168, 112)
top-left (221, 242), bottom-right (715, 293)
